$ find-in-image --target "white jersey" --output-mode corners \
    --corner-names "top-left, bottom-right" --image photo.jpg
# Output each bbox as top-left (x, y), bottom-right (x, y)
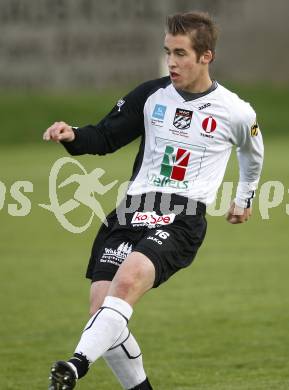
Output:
top-left (65, 77), bottom-right (264, 208)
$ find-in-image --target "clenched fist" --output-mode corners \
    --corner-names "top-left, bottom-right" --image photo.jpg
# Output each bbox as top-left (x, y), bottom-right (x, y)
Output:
top-left (43, 121), bottom-right (75, 143)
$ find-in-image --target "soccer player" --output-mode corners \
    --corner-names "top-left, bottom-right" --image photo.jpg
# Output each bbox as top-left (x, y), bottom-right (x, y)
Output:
top-left (43, 11), bottom-right (264, 390)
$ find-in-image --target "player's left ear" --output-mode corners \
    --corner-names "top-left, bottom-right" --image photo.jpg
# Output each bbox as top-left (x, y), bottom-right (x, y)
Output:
top-left (200, 50), bottom-right (213, 64)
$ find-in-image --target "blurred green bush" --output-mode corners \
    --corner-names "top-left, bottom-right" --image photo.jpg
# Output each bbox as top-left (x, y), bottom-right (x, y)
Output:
top-left (0, 84), bottom-right (288, 145)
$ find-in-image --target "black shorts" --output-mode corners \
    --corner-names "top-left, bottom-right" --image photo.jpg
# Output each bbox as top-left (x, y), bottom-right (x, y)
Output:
top-left (86, 192), bottom-right (207, 288)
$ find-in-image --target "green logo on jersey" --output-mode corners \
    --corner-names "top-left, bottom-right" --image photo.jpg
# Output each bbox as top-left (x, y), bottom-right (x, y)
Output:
top-left (160, 145), bottom-right (190, 181)
top-left (148, 145), bottom-right (191, 189)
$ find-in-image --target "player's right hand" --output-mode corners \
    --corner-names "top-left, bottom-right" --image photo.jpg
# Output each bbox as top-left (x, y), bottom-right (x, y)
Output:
top-left (43, 121), bottom-right (75, 143)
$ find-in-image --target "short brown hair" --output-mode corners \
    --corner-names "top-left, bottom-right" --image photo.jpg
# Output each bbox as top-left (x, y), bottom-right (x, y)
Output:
top-left (166, 11), bottom-right (218, 62)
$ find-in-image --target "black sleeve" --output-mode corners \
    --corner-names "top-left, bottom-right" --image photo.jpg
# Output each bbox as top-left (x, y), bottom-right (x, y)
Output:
top-left (61, 81), bottom-right (154, 156)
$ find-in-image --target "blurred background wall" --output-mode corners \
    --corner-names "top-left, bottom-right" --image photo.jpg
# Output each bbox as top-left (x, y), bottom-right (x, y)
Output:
top-left (1, 0), bottom-right (288, 91)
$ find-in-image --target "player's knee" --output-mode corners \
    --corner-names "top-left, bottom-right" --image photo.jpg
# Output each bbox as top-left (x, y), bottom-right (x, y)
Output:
top-left (113, 274), bottom-right (137, 297)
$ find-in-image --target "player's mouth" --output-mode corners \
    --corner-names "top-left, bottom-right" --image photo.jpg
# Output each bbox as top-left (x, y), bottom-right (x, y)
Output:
top-left (170, 71), bottom-right (180, 81)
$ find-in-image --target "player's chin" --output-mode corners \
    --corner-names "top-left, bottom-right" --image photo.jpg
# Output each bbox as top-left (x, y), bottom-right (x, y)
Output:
top-left (170, 78), bottom-right (183, 89)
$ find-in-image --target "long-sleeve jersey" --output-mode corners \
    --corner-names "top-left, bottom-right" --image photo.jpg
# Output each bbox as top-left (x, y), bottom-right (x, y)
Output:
top-left (63, 77), bottom-right (264, 208)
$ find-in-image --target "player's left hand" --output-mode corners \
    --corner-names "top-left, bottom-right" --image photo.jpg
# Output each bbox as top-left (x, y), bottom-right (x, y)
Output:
top-left (226, 202), bottom-right (252, 224)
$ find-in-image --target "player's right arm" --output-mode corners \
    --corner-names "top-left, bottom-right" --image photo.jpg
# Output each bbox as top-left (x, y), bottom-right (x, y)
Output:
top-left (43, 121), bottom-right (75, 143)
top-left (42, 79), bottom-right (164, 156)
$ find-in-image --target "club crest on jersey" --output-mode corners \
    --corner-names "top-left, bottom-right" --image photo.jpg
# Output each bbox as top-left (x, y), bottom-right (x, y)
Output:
top-left (173, 108), bottom-right (193, 130)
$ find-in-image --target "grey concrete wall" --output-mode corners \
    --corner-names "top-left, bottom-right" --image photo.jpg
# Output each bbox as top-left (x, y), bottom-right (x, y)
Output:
top-left (212, 0), bottom-right (289, 84)
top-left (0, 0), bottom-right (288, 90)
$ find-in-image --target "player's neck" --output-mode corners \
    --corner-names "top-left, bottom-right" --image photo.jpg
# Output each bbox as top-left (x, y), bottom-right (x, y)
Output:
top-left (183, 74), bottom-right (212, 94)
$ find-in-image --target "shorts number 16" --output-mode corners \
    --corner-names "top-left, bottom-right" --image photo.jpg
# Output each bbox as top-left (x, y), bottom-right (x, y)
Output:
top-left (155, 230), bottom-right (170, 239)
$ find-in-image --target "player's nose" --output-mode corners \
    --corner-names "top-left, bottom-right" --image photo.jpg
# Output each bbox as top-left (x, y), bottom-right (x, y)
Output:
top-left (166, 55), bottom-right (177, 69)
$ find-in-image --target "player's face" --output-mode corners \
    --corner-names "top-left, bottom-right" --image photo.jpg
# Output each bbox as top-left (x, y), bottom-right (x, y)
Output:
top-left (164, 33), bottom-right (211, 92)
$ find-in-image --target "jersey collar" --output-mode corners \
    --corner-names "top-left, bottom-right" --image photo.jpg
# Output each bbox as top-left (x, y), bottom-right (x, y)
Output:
top-left (176, 80), bottom-right (218, 102)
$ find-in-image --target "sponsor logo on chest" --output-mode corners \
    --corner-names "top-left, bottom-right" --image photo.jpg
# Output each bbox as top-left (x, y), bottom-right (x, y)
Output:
top-left (148, 144), bottom-right (191, 189)
top-left (200, 115), bottom-right (218, 138)
top-left (151, 104), bottom-right (167, 127)
top-left (150, 101), bottom-right (219, 141)
top-left (160, 145), bottom-right (190, 181)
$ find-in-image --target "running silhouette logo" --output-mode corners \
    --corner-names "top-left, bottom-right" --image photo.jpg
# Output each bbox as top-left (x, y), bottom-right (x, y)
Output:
top-left (39, 157), bottom-right (118, 233)
top-left (160, 145), bottom-right (191, 181)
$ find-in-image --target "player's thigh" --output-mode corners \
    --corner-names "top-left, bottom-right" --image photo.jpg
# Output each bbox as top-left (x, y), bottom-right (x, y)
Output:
top-left (108, 251), bottom-right (156, 306)
top-left (134, 213), bottom-right (207, 287)
top-left (89, 280), bottom-right (111, 316)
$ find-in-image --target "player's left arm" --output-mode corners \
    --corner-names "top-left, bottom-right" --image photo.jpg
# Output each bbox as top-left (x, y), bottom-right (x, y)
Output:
top-left (227, 106), bottom-right (264, 224)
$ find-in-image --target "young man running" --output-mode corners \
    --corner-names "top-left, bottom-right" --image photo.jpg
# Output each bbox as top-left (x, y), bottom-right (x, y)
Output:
top-left (43, 11), bottom-right (264, 390)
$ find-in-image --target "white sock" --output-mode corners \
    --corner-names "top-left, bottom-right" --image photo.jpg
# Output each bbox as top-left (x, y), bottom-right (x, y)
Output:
top-left (75, 296), bottom-right (133, 363)
top-left (104, 327), bottom-right (147, 389)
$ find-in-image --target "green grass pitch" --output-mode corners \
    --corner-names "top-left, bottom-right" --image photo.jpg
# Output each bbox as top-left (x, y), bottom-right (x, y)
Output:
top-left (0, 87), bottom-right (288, 389)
